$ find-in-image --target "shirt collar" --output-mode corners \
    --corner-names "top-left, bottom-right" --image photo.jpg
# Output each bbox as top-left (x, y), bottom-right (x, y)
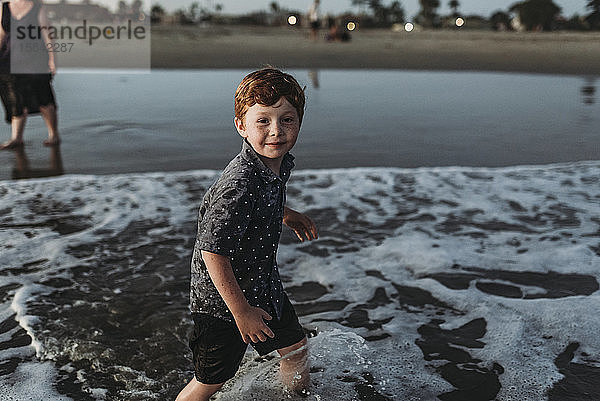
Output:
top-left (241, 138), bottom-right (295, 183)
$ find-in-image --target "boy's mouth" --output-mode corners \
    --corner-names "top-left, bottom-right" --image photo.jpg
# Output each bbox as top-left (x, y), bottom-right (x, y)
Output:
top-left (266, 142), bottom-right (286, 146)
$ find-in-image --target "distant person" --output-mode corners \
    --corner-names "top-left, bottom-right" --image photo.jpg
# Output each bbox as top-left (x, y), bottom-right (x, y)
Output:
top-left (176, 68), bottom-right (318, 401)
top-left (325, 19), bottom-right (351, 42)
top-left (0, 0), bottom-right (60, 150)
top-left (308, 0), bottom-right (320, 41)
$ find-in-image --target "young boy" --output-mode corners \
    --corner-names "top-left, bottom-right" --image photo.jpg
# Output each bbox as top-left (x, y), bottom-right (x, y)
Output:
top-left (177, 68), bottom-right (318, 401)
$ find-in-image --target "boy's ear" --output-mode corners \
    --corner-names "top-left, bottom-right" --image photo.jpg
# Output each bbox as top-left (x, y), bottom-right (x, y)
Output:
top-left (234, 117), bottom-right (247, 138)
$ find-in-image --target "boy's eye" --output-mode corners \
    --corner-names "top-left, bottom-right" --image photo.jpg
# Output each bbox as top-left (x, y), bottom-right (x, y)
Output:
top-left (257, 118), bottom-right (269, 124)
top-left (282, 117), bottom-right (295, 123)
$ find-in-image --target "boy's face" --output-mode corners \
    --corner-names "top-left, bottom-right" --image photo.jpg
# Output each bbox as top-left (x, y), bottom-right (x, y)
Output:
top-left (235, 97), bottom-right (300, 161)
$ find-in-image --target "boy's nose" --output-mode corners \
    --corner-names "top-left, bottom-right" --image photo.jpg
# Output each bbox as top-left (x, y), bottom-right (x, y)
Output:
top-left (270, 121), bottom-right (283, 136)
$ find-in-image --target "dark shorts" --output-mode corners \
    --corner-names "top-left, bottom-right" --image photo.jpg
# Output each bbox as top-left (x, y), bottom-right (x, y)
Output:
top-left (310, 21), bottom-right (320, 30)
top-left (0, 74), bottom-right (56, 124)
top-left (189, 294), bottom-right (306, 385)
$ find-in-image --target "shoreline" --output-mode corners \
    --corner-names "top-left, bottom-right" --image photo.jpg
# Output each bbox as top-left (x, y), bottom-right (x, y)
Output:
top-left (151, 26), bottom-right (600, 76)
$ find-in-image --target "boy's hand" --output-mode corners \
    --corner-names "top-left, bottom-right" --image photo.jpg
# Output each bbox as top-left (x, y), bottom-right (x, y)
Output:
top-left (232, 305), bottom-right (275, 344)
top-left (283, 207), bottom-right (318, 242)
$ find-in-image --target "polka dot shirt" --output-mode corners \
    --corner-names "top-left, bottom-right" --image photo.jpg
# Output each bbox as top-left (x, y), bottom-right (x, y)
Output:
top-left (190, 139), bottom-right (295, 322)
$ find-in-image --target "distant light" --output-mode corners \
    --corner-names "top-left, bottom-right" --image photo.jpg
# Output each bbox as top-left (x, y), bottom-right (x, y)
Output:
top-left (288, 15), bottom-right (297, 25)
top-left (138, 12), bottom-right (146, 21)
top-left (455, 17), bottom-right (465, 27)
top-left (405, 22), bottom-right (414, 32)
top-left (347, 21), bottom-right (356, 31)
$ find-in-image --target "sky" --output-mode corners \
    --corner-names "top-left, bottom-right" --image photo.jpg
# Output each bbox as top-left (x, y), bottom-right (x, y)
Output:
top-left (79, 0), bottom-right (590, 18)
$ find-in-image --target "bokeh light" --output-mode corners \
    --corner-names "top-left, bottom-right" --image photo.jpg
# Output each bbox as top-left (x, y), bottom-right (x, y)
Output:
top-left (405, 22), bottom-right (414, 32)
top-left (455, 17), bottom-right (465, 27)
top-left (288, 15), bottom-right (297, 25)
top-left (347, 21), bottom-right (356, 31)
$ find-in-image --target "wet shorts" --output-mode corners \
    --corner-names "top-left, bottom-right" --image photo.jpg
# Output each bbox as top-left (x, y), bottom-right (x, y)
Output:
top-left (189, 294), bottom-right (306, 385)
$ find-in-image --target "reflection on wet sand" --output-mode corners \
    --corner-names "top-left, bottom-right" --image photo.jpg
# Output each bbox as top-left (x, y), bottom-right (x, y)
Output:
top-left (308, 70), bottom-right (319, 89)
top-left (11, 145), bottom-right (63, 179)
top-left (581, 77), bottom-right (596, 105)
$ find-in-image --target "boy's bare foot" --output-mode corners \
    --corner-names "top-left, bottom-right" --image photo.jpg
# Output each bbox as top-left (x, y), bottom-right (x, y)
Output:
top-left (0, 140), bottom-right (24, 150)
top-left (43, 138), bottom-right (60, 147)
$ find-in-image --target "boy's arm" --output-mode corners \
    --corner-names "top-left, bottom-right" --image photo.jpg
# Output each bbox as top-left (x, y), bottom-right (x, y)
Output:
top-left (201, 250), bottom-right (275, 344)
top-left (283, 206), bottom-right (318, 242)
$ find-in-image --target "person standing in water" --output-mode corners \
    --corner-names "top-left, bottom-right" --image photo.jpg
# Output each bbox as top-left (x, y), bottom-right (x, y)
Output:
top-left (0, 0), bottom-right (60, 150)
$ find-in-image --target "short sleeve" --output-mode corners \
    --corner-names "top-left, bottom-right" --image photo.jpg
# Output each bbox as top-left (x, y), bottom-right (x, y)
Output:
top-left (196, 181), bottom-right (255, 256)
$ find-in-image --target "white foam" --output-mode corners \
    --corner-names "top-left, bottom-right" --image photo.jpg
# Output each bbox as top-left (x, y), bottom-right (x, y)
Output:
top-left (10, 286), bottom-right (53, 358)
top-left (0, 362), bottom-right (73, 401)
top-left (0, 161), bottom-right (598, 399)
top-left (214, 323), bottom-right (448, 401)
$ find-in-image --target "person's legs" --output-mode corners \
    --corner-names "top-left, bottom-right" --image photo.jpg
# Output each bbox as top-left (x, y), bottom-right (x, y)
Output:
top-left (39, 104), bottom-right (60, 146)
top-left (277, 337), bottom-right (310, 393)
top-left (175, 377), bottom-right (224, 401)
top-left (0, 111), bottom-right (27, 149)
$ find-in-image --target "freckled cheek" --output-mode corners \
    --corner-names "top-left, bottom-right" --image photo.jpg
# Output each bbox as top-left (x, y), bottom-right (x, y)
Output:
top-left (253, 127), bottom-right (270, 138)
top-left (282, 124), bottom-right (299, 135)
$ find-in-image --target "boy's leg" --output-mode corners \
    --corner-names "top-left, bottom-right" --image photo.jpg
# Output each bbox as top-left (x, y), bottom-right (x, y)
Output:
top-left (277, 337), bottom-right (310, 393)
top-left (175, 377), bottom-right (224, 401)
top-left (184, 313), bottom-right (247, 400)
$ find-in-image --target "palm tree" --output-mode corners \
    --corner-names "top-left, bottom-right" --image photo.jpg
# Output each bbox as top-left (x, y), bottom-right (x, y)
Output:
top-left (352, 0), bottom-right (369, 14)
top-left (586, 0), bottom-right (600, 28)
top-left (118, 0), bottom-right (128, 15)
top-left (131, 0), bottom-right (142, 15)
top-left (151, 4), bottom-right (165, 24)
top-left (448, 0), bottom-right (459, 17)
top-left (509, 0), bottom-right (561, 31)
top-left (369, 0), bottom-right (387, 24)
top-left (270, 1), bottom-right (280, 14)
top-left (418, 0), bottom-right (440, 27)
top-left (588, 0), bottom-right (600, 13)
top-left (389, 1), bottom-right (405, 23)
top-left (490, 11), bottom-right (510, 30)
top-left (189, 1), bottom-right (200, 21)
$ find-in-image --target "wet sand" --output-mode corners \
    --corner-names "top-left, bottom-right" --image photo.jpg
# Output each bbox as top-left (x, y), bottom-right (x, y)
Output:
top-left (151, 26), bottom-right (600, 76)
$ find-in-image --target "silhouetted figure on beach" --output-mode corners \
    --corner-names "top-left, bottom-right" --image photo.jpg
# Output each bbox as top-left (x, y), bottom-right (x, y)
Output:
top-left (0, 0), bottom-right (60, 150)
top-left (308, 0), bottom-right (320, 41)
top-left (325, 22), bottom-right (351, 42)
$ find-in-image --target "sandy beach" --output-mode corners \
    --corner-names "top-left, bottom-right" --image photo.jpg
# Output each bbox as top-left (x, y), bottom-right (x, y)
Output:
top-left (151, 25), bottom-right (600, 76)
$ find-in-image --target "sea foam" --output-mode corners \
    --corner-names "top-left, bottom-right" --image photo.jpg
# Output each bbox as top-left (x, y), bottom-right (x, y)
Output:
top-left (0, 161), bottom-right (598, 400)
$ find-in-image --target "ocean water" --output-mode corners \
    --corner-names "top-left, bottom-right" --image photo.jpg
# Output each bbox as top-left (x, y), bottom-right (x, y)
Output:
top-left (0, 70), bottom-right (598, 180)
top-left (1, 161), bottom-right (599, 400)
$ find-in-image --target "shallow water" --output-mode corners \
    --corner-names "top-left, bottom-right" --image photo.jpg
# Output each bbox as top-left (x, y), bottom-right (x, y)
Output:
top-left (1, 161), bottom-right (599, 400)
top-left (1, 69), bottom-right (599, 400)
top-left (0, 70), bottom-right (598, 180)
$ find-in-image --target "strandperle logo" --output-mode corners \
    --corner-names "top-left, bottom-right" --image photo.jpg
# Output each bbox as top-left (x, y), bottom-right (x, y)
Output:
top-left (10, 11), bottom-right (151, 72)
top-left (15, 20), bottom-right (147, 46)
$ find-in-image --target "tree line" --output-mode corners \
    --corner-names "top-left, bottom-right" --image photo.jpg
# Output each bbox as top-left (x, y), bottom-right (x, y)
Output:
top-left (149, 0), bottom-right (600, 31)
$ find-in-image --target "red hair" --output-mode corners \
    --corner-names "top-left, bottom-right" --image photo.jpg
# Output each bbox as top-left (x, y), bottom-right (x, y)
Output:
top-left (234, 68), bottom-right (305, 127)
